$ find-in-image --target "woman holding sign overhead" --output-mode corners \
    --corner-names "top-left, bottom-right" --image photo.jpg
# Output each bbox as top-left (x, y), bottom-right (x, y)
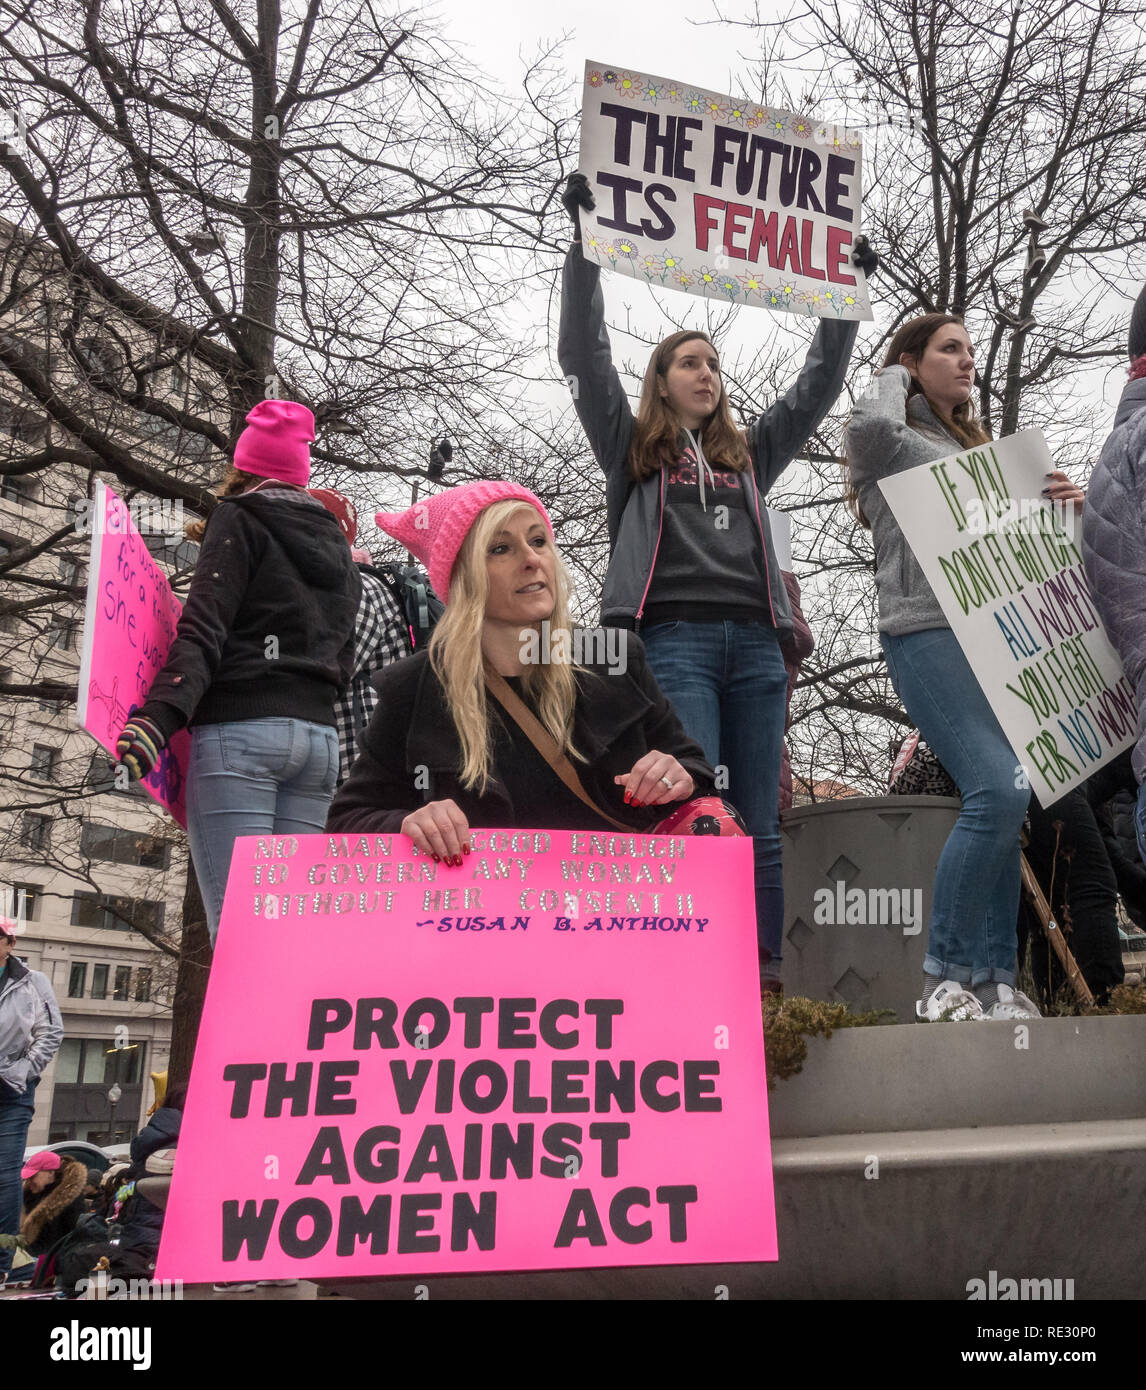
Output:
top-left (557, 173), bottom-right (872, 991)
top-left (845, 315), bottom-right (1083, 1022)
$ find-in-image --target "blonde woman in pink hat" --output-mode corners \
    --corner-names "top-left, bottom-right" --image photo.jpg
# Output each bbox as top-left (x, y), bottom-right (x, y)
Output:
top-left (327, 481), bottom-right (720, 855)
top-left (116, 401), bottom-right (361, 944)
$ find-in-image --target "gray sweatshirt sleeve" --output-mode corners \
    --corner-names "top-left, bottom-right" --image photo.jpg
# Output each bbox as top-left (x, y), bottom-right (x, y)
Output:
top-left (557, 242), bottom-right (635, 482)
top-left (748, 315), bottom-right (859, 495)
top-left (844, 364), bottom-right (917, 485)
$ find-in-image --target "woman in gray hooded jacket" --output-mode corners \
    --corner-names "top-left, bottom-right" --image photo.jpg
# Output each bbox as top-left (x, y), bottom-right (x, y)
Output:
top-left (0, 920), bottom-right (63, 1282)
top-left (557, 173), bottom-right (871, 988)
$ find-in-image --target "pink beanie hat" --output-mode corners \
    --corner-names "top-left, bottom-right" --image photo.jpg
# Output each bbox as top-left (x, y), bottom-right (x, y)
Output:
top-left (375, 480), bottom-right (553, 599)
top-left (233, 401), bottom-right (315, 486)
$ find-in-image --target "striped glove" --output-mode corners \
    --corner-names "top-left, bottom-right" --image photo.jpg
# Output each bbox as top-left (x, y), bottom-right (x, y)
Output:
top-left (116, 715), bottom-right (166, 782)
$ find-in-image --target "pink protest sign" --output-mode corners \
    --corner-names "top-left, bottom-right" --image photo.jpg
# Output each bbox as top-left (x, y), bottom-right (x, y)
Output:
top-left (76, 480), bottom-right (189, 826)
top-left (157, 829), bottom-right (776, 1282)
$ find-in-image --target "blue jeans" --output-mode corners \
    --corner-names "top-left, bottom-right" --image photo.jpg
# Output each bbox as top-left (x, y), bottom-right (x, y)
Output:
top-left (187, 718), bottom-right (339, 945)
top-left (0, 1082), bottom-right (36, 1278)
top-left (1137, 780), bottom-right (1146, 870)
top-left (881, 628), bottom-right (1029, 986)
top-left (641, 620), bottom-right (789, 964)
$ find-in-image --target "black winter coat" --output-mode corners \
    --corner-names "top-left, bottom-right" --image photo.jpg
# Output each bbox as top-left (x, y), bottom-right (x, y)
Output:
top-left (327, 630), bottom-right (716, 835)
top-left (119, 1106), bottom-right (181, 1255)
top-left (139, 486), bottom-right (361, 740)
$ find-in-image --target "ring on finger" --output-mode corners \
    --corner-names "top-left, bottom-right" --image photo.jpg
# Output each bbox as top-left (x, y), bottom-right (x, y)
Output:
top-left (659, 775), bottom-right (673, 790)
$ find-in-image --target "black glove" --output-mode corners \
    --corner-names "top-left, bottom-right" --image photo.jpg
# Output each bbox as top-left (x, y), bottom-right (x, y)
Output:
top-left (561, 173), bottom-right (596, 241)
top-left (851, 235), bottom-right (879, 276)
top-left (116, 713), bottom-right (166, 782)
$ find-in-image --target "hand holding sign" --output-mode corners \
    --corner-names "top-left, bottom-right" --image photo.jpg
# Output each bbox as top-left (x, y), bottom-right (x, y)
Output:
top-left (577, 62), bottom-right (873, 320)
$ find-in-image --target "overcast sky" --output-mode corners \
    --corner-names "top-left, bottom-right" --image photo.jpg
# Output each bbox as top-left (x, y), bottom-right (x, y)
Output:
top-left (435, 0), bottom-right (1131, 484)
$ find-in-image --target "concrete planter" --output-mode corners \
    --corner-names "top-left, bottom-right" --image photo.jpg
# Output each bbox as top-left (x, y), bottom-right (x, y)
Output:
top-left (328, 1015), bottom-right (1146, 1300)
top-left (780, 795), bottom-right (960, 1022)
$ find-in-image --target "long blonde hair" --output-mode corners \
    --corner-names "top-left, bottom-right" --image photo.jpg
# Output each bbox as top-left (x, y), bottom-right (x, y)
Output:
top-left (428, 500), bottom-right (585, 792)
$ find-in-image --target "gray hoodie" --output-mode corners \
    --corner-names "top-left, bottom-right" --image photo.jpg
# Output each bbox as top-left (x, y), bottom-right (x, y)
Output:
top-left (1081, 375), bottom-right (1146, 782)
top-left (845, 364), bottom-right (967, 636)
top-left (558, 242), bottom-right (858, 635)
top-left (0, 952), bottom-right (63, 1097)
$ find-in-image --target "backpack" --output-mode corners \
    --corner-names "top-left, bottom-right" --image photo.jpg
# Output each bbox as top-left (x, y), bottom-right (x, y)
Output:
top-left (371, 562), bottom-right (444, 652)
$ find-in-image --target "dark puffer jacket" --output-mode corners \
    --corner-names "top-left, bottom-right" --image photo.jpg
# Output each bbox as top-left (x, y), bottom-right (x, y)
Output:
top-left (117, 1105), bottom-right (182, 1255)
top-left (1082, 375), bottom-right (1146, 783)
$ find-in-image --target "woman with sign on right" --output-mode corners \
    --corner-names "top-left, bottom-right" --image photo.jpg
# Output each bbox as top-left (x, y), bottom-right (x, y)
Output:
top-left (846, 316), bottom-right (1082, 1023)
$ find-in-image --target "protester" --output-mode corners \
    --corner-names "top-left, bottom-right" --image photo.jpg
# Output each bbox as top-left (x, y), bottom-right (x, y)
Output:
top-left (1082, 282), bottom-right (1146, 870)
top-left (116, 402), bottom-right (361, 943)
top-left (327, 481), bottom-right (721, 843)
top-left (557, 172), bottom-right (872, 987)
top-left (0, 918), bottom-right (63, 1284)
top-left (845, 316), bottom-right (1082, 1021)
top-left (111, 1082), bottom-right (185, 1265)
top-left (1020, 767), bottom-right (1126, 1007)
top-left (306, 487), bottom-right (413, 787)
top-left (0, 1152), bottom-right (88, 1283)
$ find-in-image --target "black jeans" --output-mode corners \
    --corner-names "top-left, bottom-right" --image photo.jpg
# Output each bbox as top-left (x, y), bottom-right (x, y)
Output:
top-left (1020, 773), bottom-right (1127, 1004)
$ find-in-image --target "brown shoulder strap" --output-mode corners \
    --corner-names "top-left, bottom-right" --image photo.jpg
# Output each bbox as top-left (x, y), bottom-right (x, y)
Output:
top-left (483, 664), bottom-right (632, 833)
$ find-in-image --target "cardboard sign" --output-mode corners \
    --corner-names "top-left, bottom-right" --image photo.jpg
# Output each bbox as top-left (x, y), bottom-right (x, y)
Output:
top-left (76, 480), bottom-right (189, 826)
top-left (577, 61), bottom-right (871, 320)
top-left (157, 830), bottom-right (775, 1282)
top-left (878, 429), bottom-right (1135, 804)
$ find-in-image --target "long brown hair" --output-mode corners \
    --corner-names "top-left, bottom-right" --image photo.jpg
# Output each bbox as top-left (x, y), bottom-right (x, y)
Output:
top-left (184, 465), bottom-right (263, 542)
top-left (630, 330), bottom-right (751, 482)
top-left (843, 313), bottom-right (991, 528)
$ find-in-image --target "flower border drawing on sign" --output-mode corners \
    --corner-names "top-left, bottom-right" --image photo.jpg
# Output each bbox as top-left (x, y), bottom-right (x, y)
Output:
top-left (577, 62), bottom-right (872, 321)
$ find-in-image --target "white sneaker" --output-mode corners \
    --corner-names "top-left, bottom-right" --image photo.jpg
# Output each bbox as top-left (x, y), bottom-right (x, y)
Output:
top-left (915, 979), bottom-right (985, 1022)
top-left (981, 984), bottom-right (1042, 1020)
top-left (257, 1279), bottom-right (298, 1287)
top-left (212, 1280), bottom-right (257, 1293)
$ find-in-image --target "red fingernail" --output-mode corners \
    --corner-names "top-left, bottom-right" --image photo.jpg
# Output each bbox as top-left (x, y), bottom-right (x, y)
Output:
top-left (623, 791), bottom-right (632, 804)
top-left (432, 854), bottom-right (440, 862)
top-left (452, 856), bottom-right (462, 867)
top-left (462, 845), bottom-right (471, 856)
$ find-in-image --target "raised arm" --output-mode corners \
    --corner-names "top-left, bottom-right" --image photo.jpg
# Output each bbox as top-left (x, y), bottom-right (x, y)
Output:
top-left (843, 364), bottom-right (919, 488)
top-left (558, 239), bottom-right (637, 482)
top-left (748, 315), bottom-right (859, 495)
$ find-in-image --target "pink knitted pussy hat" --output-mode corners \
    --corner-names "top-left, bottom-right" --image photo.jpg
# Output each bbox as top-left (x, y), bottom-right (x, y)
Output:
top-left (233, 400), bottom-right (315, 486)
top-left (375, 480), bottom-right (553, 600)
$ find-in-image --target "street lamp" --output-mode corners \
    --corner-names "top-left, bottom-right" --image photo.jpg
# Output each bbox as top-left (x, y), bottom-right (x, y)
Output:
top-left (406, 437), bottom-right (452, 563)
top-left (107, 1083), bottom-right (122, 1145)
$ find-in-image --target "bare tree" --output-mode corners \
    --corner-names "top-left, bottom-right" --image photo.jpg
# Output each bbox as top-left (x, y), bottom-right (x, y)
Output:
top-left (0, 0), bottom-right (575, 1071)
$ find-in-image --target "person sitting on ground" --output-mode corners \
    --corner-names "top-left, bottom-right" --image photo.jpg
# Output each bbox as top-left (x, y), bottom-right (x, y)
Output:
top-left (0, 1152), bottom-right (89, 1286)
top-left (327, 481), bottom-right (721, 844)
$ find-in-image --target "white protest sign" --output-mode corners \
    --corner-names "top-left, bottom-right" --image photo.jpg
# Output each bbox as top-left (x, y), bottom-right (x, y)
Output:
top-left (577, 62), bottom-right (871, 321)
top-left (878, 429), bottom-right (1135, 806)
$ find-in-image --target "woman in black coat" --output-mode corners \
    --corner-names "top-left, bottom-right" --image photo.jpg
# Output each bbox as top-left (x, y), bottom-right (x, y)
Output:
top-left (328, 482), bottom-right (718, 851)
